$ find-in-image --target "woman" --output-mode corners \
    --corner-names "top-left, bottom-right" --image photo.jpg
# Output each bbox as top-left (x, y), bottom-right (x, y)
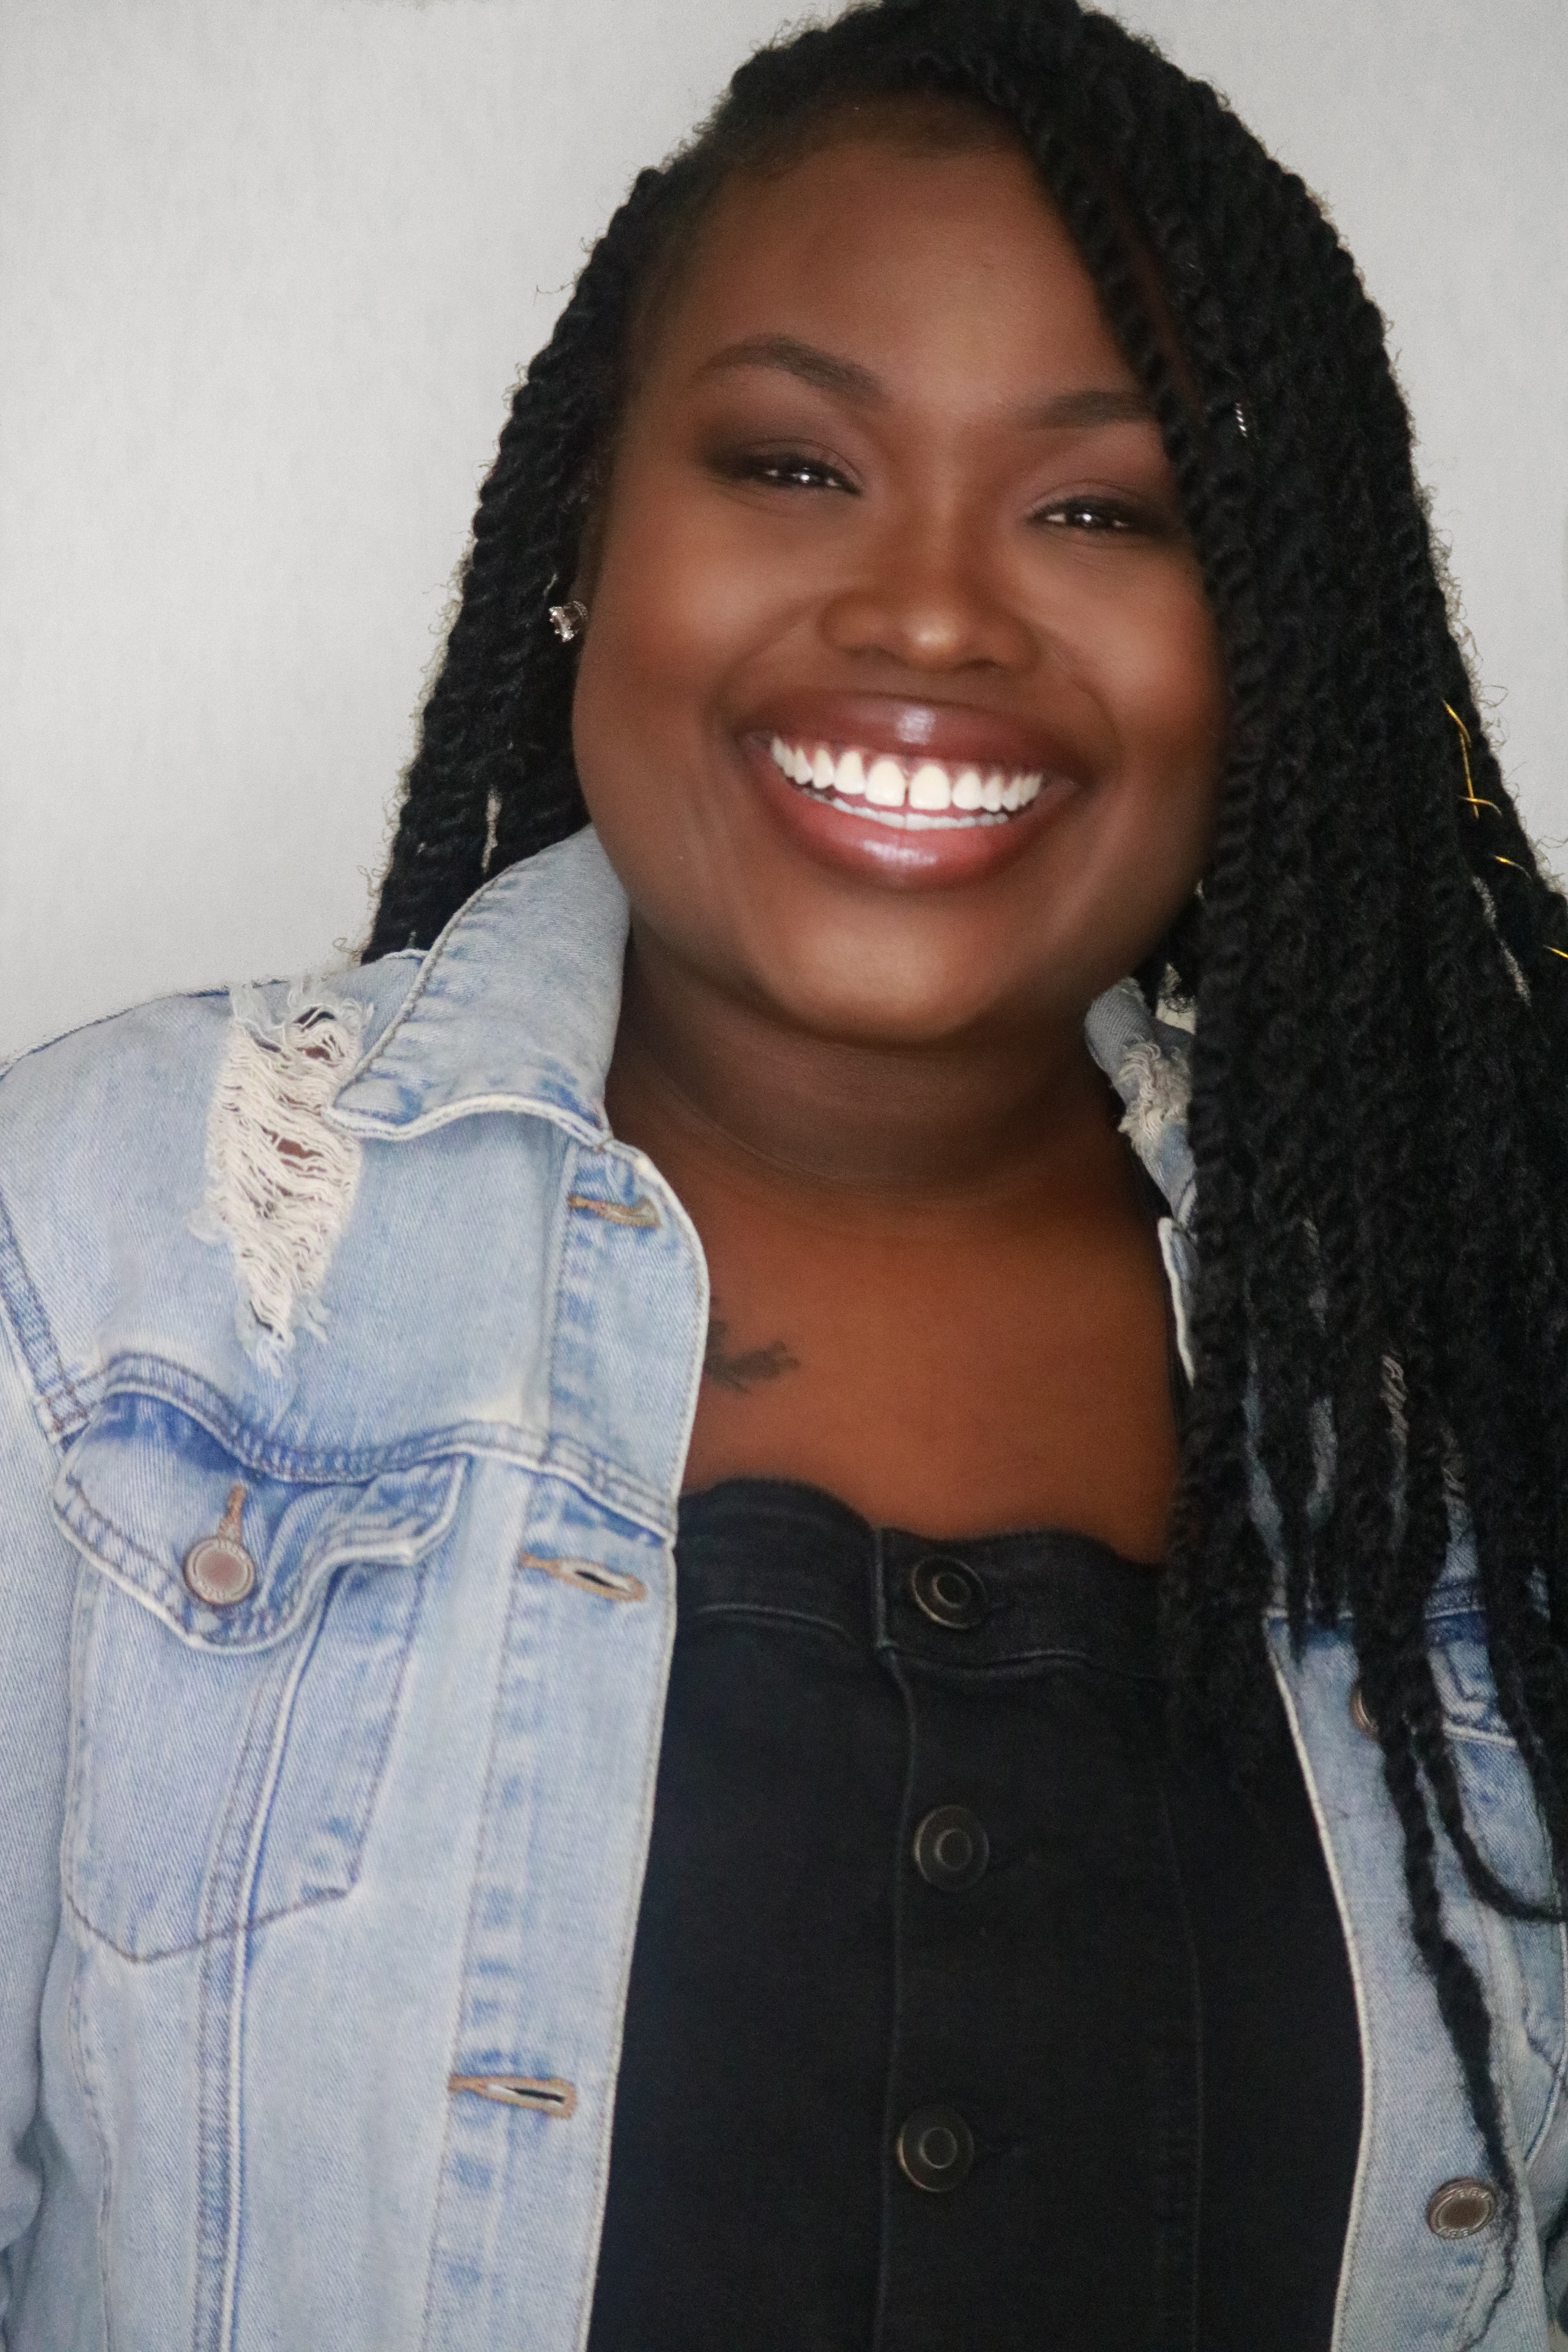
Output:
top-left (2, 1), bottom-right (1565, 2344)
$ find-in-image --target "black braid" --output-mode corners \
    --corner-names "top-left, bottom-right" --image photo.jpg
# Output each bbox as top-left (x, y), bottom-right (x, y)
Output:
top-left (368, 0), bottom-right (1568, 2302)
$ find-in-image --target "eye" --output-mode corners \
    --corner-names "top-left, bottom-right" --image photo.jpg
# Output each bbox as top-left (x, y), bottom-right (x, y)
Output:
top-left (1034, 493), bottom-right (1148, 534)
top-left (718, 447), bottom-right (858, 495)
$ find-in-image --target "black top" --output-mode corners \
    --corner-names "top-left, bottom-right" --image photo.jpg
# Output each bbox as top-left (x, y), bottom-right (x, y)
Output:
top-left (587, 1481), bottom-right (1361, 2352)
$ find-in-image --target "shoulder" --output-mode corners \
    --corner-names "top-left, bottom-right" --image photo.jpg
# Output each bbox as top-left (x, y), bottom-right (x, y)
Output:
top-left (0, 959), bottom-right (423, 1443)
top-left (0, 958), bottom-right (423, 1143)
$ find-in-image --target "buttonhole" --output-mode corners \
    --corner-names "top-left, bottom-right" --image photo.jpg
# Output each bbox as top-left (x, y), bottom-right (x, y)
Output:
top-left (519, 1550), bottom-right (648, 1605)
top-left (448, 2073), bottom-right (577, 2118)
top-left (566, 1191), bottom-right (661, 1230)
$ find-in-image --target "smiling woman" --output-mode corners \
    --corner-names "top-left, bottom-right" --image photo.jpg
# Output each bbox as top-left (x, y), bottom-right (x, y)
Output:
top-left (4, 5), bottom-right (1568, 2351)
top-left (580, 119), bottom-right (1217, 1557)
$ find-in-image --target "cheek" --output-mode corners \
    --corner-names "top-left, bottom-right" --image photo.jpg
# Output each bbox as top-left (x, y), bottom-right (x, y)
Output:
top-left (568, 471), bottom-right (792, 981)
top-left (1091, 573), bottom-right (1227, 780)
top-left (1060, 576), bottom-right (1227, 944)
top-left (574, 468), bottom-right (793, 769)
top-left (1161, 611), bottom-right (1227, 788)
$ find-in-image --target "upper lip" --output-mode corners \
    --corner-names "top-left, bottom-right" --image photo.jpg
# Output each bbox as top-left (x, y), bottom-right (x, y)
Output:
top-left (743, 693), bottom-right (1082, 776)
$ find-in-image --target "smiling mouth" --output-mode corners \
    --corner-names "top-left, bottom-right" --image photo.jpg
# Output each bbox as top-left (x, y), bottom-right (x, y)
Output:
top-left (768, 736), bottom-right (1047, 829)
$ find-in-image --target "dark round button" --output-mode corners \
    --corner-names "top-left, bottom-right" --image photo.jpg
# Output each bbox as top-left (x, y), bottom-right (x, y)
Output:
top-left (909, 1555), bottom-right (985, 1630)
top-left (1425, 2177), bottom-right (1497, 2239)
top-left (895, 2104), bottom-right (975, 2193)
top-left (1349, 1681), bottom-right (1379, 1740)
top-left (912, 1805), bottom-right (990, 1891)
top-left (183, 1534), bottom-right (256, 1608)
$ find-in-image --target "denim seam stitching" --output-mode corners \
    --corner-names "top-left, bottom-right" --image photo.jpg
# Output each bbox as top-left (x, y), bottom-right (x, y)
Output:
top-left (1447, 1889), bottom-right (1529, 2338)
top-left (95, 1356), bottom-right (534, 1482)
top-left (1527, 1919), bottom-right (1568, 2175)
top-left (0, 1186), bottom-right (90, 1443)
top-left (1268, 1651), bottom-right (1374, 2352)
top-left (220, 1609), bottom-right (325, 2350)
top-left (64, 1578), bottom-right (116, 2352)
top-left (84, 1352), bottom-right (671, 1537)
top-left (418, 1560), bottom-right (524, 2351)
top-left (191, 1640), bottom-right (300, 2352)
top-left (1518, 1913), bottom-right (1568, 2174)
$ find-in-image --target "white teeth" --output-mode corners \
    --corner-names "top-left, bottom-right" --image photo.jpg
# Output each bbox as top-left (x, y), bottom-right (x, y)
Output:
top-left (766, 737), bottom-right (1047, 825)
top-left (908, 762), bottom-right (952, 812)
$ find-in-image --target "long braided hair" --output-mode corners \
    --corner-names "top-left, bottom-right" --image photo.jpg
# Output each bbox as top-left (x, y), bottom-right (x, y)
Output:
top-left (368, 0), bottom-right (1568, 2290)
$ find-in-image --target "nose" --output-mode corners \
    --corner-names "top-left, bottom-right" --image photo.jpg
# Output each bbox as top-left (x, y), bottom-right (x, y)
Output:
top-left (818, 508), bottom-right (1035, 676)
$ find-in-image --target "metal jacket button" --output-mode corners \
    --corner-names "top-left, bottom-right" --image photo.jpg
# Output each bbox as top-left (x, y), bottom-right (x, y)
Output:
top-left (896, 2105), bottom-right (975, 2192)
top-left (1426, 2178), bottom-right (1497, 2238)
top-left (183, 1483), bottom-right (256, 1607)
top-left (909, 1555), bottom-right (985, 1630)
top-left (913, 1805), bottom-right (990, 1890)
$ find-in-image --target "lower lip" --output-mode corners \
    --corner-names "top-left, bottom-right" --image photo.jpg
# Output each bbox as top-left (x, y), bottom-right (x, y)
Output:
top-left (740, 738), bottom-right (1077, 889)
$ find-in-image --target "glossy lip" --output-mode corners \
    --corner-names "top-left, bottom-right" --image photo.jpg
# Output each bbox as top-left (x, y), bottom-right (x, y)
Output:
top-left (736, 694), bottom-right (1085, 889)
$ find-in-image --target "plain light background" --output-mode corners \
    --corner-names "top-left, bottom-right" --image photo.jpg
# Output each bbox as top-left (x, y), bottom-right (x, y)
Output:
top-left (2, 0), bottom-right (1564, 1060)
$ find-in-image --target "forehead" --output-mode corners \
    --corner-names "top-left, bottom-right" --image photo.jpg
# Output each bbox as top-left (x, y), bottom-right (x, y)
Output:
top-left (639, 131), bottom-right (1137, 401)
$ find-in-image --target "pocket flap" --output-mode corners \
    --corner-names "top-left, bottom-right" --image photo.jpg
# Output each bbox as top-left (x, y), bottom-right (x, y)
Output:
top-left (54, 1387), bottom-right (464, 1650)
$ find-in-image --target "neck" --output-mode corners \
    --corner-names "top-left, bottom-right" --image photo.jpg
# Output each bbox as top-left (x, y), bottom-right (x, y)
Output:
top-left (604, 924), bottom-right (1126, 1214)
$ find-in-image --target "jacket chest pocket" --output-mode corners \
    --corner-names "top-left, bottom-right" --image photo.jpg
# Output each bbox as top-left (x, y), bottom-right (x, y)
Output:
top-left (57, 1387), bottom-right (464, 1961)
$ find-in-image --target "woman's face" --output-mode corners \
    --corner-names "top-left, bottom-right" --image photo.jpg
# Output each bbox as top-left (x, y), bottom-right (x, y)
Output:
top-left (572, 123), bottom-right (1227, 1051)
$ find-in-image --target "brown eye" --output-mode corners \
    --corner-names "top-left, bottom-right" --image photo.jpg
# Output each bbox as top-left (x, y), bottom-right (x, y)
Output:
top-left (1036, 495), bottom-right (1138, 533)
top-left (759, 456), bottom-right (842, 489)
top-left (717, 448), bottom-right (857, 495)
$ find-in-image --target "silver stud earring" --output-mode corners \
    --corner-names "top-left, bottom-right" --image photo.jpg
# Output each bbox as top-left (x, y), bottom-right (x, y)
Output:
top-left (548, 598), bottom-right (588, 643)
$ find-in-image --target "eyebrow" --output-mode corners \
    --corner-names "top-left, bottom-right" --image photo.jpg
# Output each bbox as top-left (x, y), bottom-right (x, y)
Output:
top-left (694, 335), bottom-right (1155, 430)
top-left (1018, 385), bottom-right (1154, 430)
top-left (696, 335), bottom-right (884, 402)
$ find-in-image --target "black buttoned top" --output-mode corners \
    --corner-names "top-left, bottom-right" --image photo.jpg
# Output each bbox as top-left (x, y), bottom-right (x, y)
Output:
top-left (586, 1479), bottom-right (1361, 2352)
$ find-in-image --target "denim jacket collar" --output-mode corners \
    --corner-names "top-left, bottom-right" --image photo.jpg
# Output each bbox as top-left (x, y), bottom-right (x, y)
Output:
top-left (331, 828), bottom-right (630, 1147)
top-left (329, 826), bottom-right (1201, 1243)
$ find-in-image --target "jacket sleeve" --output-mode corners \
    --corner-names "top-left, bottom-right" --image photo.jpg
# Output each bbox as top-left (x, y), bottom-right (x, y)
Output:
top-left (0, 1298), bottom-right (76, 2336)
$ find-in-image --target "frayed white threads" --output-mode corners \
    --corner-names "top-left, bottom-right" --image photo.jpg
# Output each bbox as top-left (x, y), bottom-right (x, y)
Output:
top-left (1115, 1037), bottom-right (1191, 1158)
top-left (194, 982), bottom-right (365, 1372)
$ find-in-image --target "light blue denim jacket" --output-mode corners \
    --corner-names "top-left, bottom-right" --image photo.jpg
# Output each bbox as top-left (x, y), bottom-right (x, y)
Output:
top-left (2, 826), bottom-right (1566, 2350)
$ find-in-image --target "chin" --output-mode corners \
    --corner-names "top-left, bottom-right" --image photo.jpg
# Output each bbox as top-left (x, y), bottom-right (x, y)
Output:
top-left (742, 949), bottom-right (1018, 1054)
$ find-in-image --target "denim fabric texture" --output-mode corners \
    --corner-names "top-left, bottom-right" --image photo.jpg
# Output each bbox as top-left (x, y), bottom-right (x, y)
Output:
top-left (1, 823), bottom-right (1566, 2350)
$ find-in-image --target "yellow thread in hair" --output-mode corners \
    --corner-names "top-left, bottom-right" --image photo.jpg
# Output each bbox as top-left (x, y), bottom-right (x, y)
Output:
top-left (1442, 700), bottom-right (1501, 819)
top-left (1494, 856), bottom-right (1527, 874)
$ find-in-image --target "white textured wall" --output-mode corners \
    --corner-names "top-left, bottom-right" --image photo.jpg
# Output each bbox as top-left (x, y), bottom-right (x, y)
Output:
top-left (2, 0), bottom-right (1564, 1057)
